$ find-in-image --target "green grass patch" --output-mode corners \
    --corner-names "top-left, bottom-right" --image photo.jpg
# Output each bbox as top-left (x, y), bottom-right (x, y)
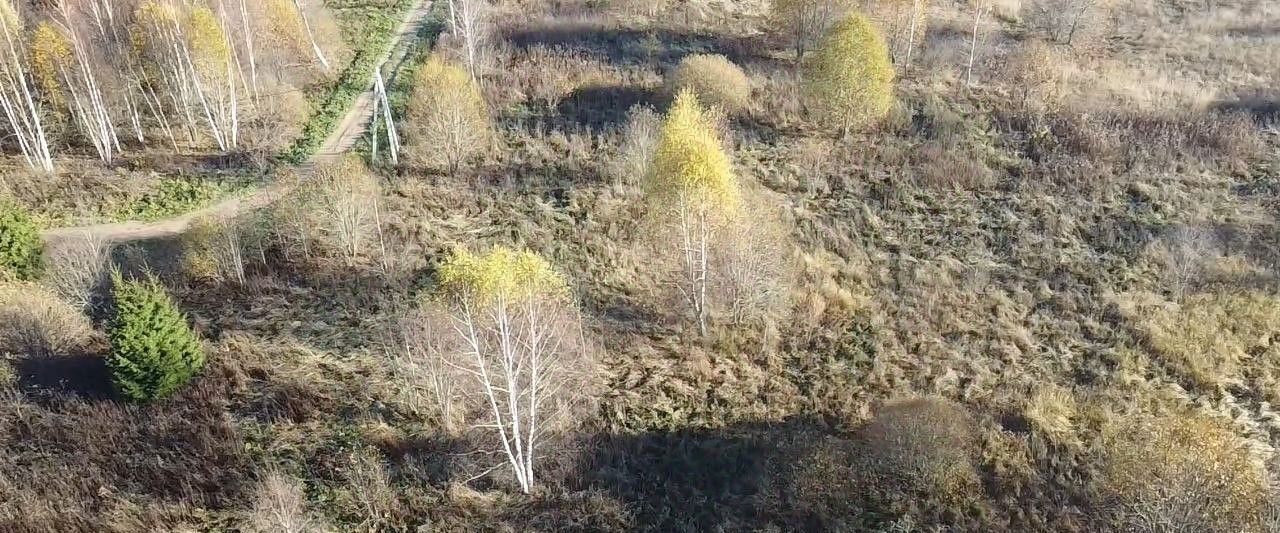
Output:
top-left (282, 0), bottom-right (419, 163)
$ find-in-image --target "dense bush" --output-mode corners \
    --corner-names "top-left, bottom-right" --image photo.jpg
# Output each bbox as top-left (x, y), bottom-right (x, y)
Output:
top-left (802, 13), bottom-right (894, 135)
top-left (0, 199), bottom-right (44, 281)
top-left (858, 397), bottom-right (979, 502)
top-left (406, 55), bottom-right (490, 173)
top-left (666, 54), bottom-right (752, 115)
top-left (106, 273), bottom-right (205, 402)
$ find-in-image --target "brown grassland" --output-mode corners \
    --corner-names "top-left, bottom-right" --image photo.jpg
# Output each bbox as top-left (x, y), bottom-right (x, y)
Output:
top-left (2, 0), bottom-right (1280, 531)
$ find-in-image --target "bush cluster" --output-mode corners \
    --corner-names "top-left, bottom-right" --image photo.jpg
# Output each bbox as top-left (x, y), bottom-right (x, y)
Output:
top-left (106, 273), bottom-right (205, 402)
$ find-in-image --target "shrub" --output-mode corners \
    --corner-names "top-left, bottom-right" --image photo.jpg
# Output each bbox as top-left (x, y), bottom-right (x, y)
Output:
top-left (41, 231), bottom-right (111, 312)
top-left (1021, 0), bottom-right (1110, 48)
top-left (665, 54), bottom-right (752, 115)
top-left (1098, 412), bottom-right (1267, 532)
top-left (298, 157), bottom-right (381, 265)
top-left (246, 469), bottom-right (329, 533)
top-left (182, 216), bottom-right (252, 284)
top-left (858, 397), bottom-right (978, 501)
top-left (0, 282), bottom-right (94, 357)
top-left (0, 199), bottom-right (43, 280)
top-left (106, 272), bottom-right (205, 402)
top-left (802, 13), bottom-right (895, 135)
top-left (614, 104), bottom-right (662, 185)
top-left (406, 55), bottom-right (490, 173)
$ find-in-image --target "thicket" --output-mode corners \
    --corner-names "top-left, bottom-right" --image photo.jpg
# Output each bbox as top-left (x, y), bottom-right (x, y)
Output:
top-left (106, 273), bottom-right (205, 402)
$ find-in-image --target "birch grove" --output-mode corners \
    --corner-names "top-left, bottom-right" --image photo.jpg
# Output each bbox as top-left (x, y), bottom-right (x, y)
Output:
top-left (0, 0), bottom-right (341, 170)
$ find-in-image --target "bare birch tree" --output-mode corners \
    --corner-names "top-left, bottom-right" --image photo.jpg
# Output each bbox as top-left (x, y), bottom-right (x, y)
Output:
top-left (303, 157), bottom-right (380, 265)
top-left (0, 0), bottom-right (54, 171)
top-left (452, 0), bottom-right (489, 80)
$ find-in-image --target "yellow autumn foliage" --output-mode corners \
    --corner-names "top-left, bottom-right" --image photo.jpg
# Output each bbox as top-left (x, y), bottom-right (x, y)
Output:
top-left (437, 247), bottom-right (569, 304)
top-left (646, 89), bottom-right (739, 216)
top-left (407, 56), bottom-right (490, 171)
top-left (185, 6), bottom-right (231, 81)
top-left (263, 0), bottom-right (310, 59)
top-left (802, 13), bottom-right (895, 133)
top-left (29, 22), bottom-right (70, 110)
top-left (0, 0), bottom-right (20, 36)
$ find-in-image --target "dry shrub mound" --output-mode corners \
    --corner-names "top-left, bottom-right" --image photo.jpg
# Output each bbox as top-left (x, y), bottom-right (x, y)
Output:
top-left (41, 231), bottom-right (111, 312)
top-left (1098, 412), bottom-right (1268, 533)
top-left (858, 397), bottom-right (979, 502)
top-left (666, 54), bottom-right (752, 115)
top-left (0, 281), bottom-right (93, 357)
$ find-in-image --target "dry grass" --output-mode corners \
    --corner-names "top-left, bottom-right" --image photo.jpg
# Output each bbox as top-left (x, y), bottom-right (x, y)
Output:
top-left (1116, 290), bottom-right (1280, 391)
top-left (1098, 411), bottom-right (1268, 533)
top-left (0, 281), bottom-right (94, 358)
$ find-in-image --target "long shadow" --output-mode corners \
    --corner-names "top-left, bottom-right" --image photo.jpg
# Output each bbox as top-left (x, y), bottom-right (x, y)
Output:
top-left (14, 353), bottom-right (114, 403)
top-left (1212, 95), bottom-right (1280, 123)
top-left (505, 24), bottom-right (728, 67)
top-left (570, 418), bottom-right (878, 532)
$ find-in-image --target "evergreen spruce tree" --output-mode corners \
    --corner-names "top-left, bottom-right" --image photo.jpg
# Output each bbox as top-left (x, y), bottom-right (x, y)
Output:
top-left (106, 272), bottom-right (205, 402)
top-left (0, 199), bottom-right (43, 280)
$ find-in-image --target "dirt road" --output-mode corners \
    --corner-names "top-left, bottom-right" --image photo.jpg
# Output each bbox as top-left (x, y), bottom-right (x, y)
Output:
top-left (41, 0), bottom-right (433, 245)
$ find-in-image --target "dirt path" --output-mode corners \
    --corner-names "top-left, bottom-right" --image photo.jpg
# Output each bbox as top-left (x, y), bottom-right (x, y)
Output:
top-left (42, 0), bottom-right (433, 246)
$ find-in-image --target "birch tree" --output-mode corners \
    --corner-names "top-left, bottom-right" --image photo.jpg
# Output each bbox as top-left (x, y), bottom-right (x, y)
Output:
top-left (31, 18), bottom-right (120, 162)
top-left (645, 89), bottom-right (740, 336)
top-left (421, 246), bottom-right (598, 494)
top-left (132, 1), bottom-right (241, 151)
top-left (406, 56), bottom-right (488, 173)
top-left (0, 0), bottom-right (54, 171)
top-left (451, 0), bottom-right (489, 80)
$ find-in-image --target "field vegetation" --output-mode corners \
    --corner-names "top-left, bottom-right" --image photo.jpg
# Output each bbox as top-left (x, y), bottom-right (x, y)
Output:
top-left (0, 0), bottom-right (1278, 530)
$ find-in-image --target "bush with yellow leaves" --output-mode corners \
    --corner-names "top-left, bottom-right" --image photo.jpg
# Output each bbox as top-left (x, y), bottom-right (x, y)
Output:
top-left (406, 55), bottom-right (490, 173)
top-left (802, 13), bottom-right (894, 135)
top-left (1098, 411), bottom-right (1268, 533)
top-left (665, 54), bottom-right (752, 115)
top-left (405, 246), bottom-right (597, 494)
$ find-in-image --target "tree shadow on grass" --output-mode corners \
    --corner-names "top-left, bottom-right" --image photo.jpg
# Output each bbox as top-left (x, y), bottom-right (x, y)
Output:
top-left (569, 418), bottom-right (879, 532)
top-left (14, 352), bottom-right (114, 402)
